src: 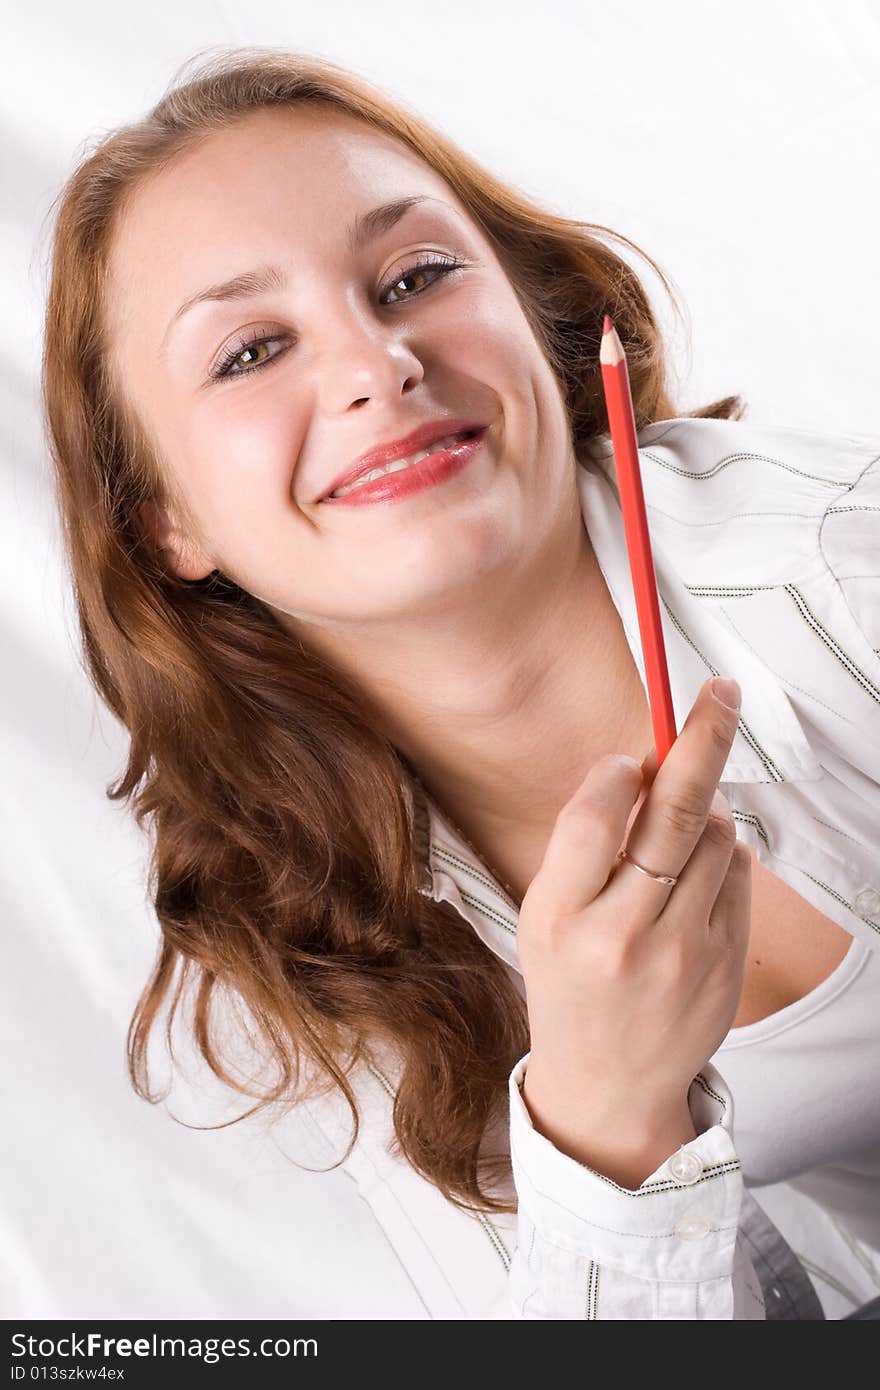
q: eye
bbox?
[211,330,289,381]
[209,253,465,382]
[380,252,464,305]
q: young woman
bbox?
[40,48,880,1319]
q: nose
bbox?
[314,303,426,412]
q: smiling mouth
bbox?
[321,429,482,501]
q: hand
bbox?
[518,676,752,1187]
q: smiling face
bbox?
[106,105,580,634]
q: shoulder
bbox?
[635,413,880,473]
[589,413,880,590]
[632,413,880,503]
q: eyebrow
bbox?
[160,194,441,353]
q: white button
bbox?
[852,886,880,917]
[667,1150,704,1185]
[673,1215,711,1241]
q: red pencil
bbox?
[599,314,677,766]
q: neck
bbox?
[408,535,653,905]
[278,494,654,910]
[392,525,653,906]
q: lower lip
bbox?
[320,428,487,507]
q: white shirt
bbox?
[293,414,880,1319]
[716,932,880,1247]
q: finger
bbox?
[658,790,740,932]
[640,744,659,788]
[614,677,741,911]
[623,745,656,839]
[709,839,753,955]
[533,754,644,917]
[607,786,732,917]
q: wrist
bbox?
[520,1064,698,1190]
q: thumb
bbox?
[530,754,643,917]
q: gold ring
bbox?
[616,847,678,887]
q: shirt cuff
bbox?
[508,1051,744,1281]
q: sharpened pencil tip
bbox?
[603,313,613,335]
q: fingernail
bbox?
[712,676,741,712]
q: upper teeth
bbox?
[329,432,473,498]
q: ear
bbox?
[138,499,215,581]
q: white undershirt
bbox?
[712,935,880,1248]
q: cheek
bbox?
[436,274,530,364]
[194,400,304,508]
[217,392,302,464]
[459,294,552,401]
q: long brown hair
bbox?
[39,46,746,1216]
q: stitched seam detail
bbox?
[432,841,517,903]
[585,1260,599,1319]
[518,1205,728,1244]
[433,878,519,936]
[474,1211,512,1272]
[432,846,520,922]
[640,445,853,488]
[800,870,880,937]
[731,808,771,849]
[367,1056,515,1278]
[785,583,880,704]
[519,1141,740,1196]
[690,1071,727,1110]
[816,447,880,568]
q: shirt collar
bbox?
[579,420,822,786]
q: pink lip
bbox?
[319,418,485,501]
[319,427,487,507]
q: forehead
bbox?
[136,106,457,220]
[106,108,470,348]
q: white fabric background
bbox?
[2,0,879,1319]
